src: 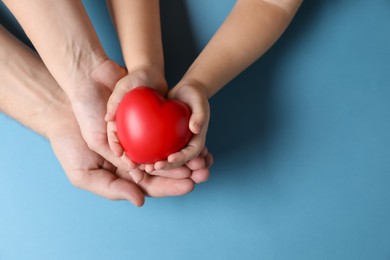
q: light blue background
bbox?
[1,1,390,259]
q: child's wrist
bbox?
[127,64,164,76]
[174,78,210,99]
[127,65,168,95]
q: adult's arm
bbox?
[0,26,211,205]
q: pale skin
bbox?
[1,0,302,198]
[2,0,134,173]
[2,0,213,182]
[0,26,212,206]
[107,0,303,172]
[106,0,167,173]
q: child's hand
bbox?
[104,67,167,165]
[151,81,210,171]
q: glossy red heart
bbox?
[116,86,192,164]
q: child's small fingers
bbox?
[149,166,191,179]
[154,160,168,170]
[153,160,183,171]
[106,97,121,122]
[106,78,133,120]
[169,85,209,134]
[107,122,123,157]
[167,149,192,166]
[145,164,155,174]
[189,114,206,134]
[185,94,209,135]
[121,153,138,170]
[168,136,204,164]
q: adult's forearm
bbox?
[108,0,164,73]
[181,0,302,97]
[2,0,107,96]
[0,26,70,138]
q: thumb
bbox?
[186,93,209,135]
[169,85,209,135]
[189,111,205,135]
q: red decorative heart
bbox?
[116,86,192,164]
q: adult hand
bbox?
[68,59,139,173]
[49,111,212,206]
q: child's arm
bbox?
[106,0,168,170]
[162,0,303,168]
[107,0,164,77]
[179,0,302,97]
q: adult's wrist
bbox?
[37,88,75,140]
[44,99,78,141]
[59,49,108,99]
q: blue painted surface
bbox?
[1,1,390,259]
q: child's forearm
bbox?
[181,0,302,97]
[108,0,164,73]
[2,0,107,97]
[0,27,70,138]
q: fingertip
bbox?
[145,164,154,174]
[167,154,180,163]
[132,197,145,207]
[190,120,202,134]
[191,169,210,184]
[154,161,166,170]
